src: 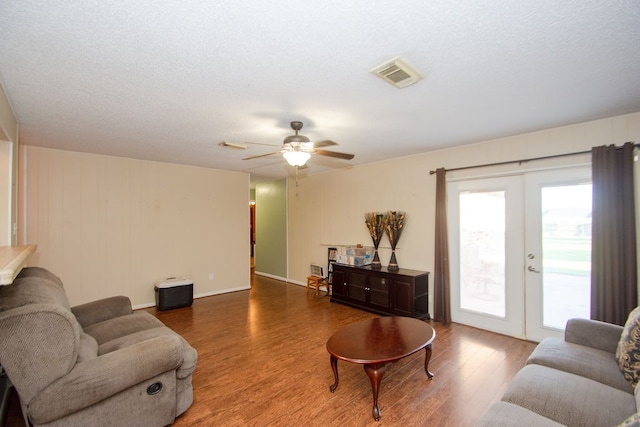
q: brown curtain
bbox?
[433,168,451,324]
[591,142,638,325]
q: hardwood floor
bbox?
[4,274,537,426]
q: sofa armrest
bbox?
[28,334,183,424]
[564,318,623,354]
[71,296,133,328]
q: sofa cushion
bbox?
[527,336,632,393]
[0,276,71,312]
[475,401,565,427]
[77,332,98,362]
[617,306,640,387]
[98,326,197,378]
[83,311,165,344]
[565,318,625,354]
[16,266,64,288]
[71,296,133,328]
[502,364,635,427]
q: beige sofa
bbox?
[0,267,197,426]
[476,316,639,426]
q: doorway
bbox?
[250,201,256,271]
[448,167,592,341]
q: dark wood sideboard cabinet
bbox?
[330,264,430,319]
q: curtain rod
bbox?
[428,142,638,175]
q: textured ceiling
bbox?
[1,1,639,183]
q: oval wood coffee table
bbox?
[326,316,436,421]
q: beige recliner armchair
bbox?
[0,267,197,426]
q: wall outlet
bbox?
[208,273,214,281]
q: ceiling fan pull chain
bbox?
[295,165,300,197]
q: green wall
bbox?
[255,180,287,278]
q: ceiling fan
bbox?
[242,121,355,167]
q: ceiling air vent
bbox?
[371,57,423,88]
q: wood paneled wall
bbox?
[20,147,251,306]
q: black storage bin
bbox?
[154,277,193,311]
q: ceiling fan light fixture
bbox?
[283,150,311,167]
[283,134,310,144]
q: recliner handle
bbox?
[146,382,163,395]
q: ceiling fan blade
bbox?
[243,151,281,160]
[314,149,354,160]
[244,141,282,147]
[313,139,337,148]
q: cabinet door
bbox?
[393,276,414,317]
[331,268,347,298]
[348,271,367,303]
[368,274,390,309]
[414,274,429,318]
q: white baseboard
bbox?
[132,285,252,310]
[194,286,251,298]
[254,271,305,287]
[253,271,286,281]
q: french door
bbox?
[448,167,592,341]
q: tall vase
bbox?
[388,250,399,271]
[371,248,381,269]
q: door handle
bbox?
[527,265,540,273]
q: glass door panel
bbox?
[541,184,592,329]
[449,176,525,338]
[525,169,592,341]
[459,191,506,318]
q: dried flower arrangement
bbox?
[385,211,406,270]
[385,211,406,250]
[364,212,387,249]
[365,212,387,269]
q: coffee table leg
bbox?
[424,344,434,379]
[364,363,386,421]
[329,355,339,392]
